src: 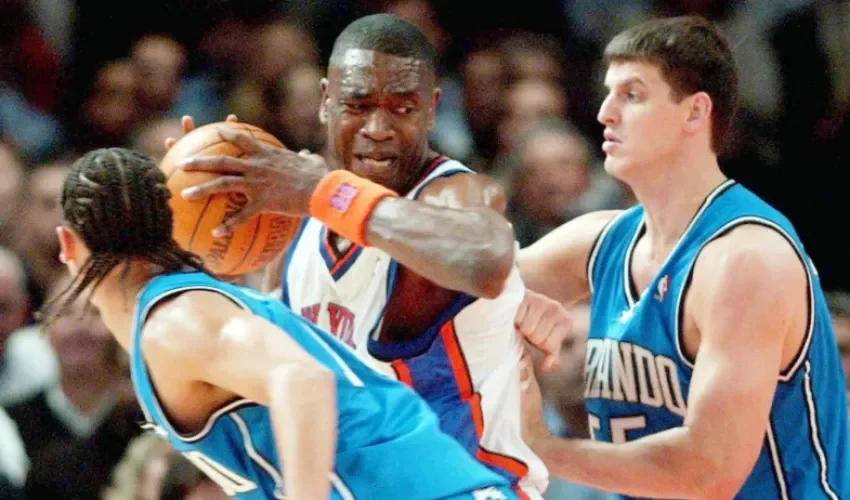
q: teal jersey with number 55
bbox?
[584,180,849,499]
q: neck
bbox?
[627,151,727,258]
[59,373,114,415]
[89,261,161,354]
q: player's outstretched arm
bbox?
[361,172,514,298]
[518,210,621,305]
[142,291,336,500]
[178,126,515,298]
[525,225,807,499]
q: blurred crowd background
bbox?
[0,0,848,499]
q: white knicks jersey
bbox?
[280,156,548,499]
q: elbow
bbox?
[471,222,515,299]
[689,451,750,500]
[268,363,336,404]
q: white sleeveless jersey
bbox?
[281,156,548,499]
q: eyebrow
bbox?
[603,77,647,90]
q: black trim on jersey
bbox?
[765,418,791,500]
[624,223,646,305]
[624,180,737,307]
[586,214,621,296]
[676,267,697,366]
[135,285,260,443]
[675,219,814,380]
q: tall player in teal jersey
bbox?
[518,15,850,500]
[44,147,518,500]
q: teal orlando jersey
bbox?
[129,271,518,500]
[585,180,849,499]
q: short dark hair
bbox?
[41,147,205,322]
[604,15,738,152]
[329,13,436,71]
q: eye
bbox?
[343,101,364,112]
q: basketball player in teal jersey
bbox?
[517,15,850,500]
[44,147,520,500]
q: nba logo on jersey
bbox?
[472,487,508,500]
[654,275,669,302]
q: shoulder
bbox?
[416,170,506,213]
[140,290,247,368]
[691,224,807,319]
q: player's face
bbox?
[321,49,440,194]
[597,60,692,179]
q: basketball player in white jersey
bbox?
[170,14,558,500]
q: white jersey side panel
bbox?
[282,158,548,498]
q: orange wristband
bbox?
[308,170,398,246]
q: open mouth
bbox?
[356,156,396,169]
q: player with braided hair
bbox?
[42,147,206,321]
[47,146,519,500]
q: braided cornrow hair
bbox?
[40,147,206,322]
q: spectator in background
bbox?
[263,63,327,154]
[130,35,188,121]
[0,144,24,250]
[0,246,55,407]
[103,433,176,500]
[507,118,630,247]
[159,454,228,500]
[9,274,141,500]
[0,407,27,496]
[15,157,74,298]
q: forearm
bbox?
[535,429,722,499]
[268,365,337,500]
[365,197,515,298]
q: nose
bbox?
[597,93,619,127]
[361,108,395,142]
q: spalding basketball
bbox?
[158,121,301,277]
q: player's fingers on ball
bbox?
[225,114,239,122]
[215,199,263,237]
[181,115,195,133]
[178,155,250,174]
[164,137,176,150]
[180,176,249,200]
[218,127,263,154]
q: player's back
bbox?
[129,271,517,500]
[586,180,849,499]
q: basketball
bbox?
[158,121,301,277]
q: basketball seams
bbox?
[161,121,294,276]
[221,127,262,276]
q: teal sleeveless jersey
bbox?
[586,180,849,499]
[129,271,517,500]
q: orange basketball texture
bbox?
[158,122,301,277]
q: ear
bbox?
[57,226,74,264]
[319,78,330,125]
[428,86,442,130]
[57,226,87,275]
[683,91,712,134]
